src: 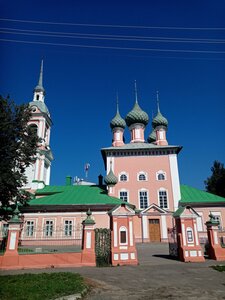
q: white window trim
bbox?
[119,226,128,245]
[138,189,149,210]
[158,188,169,209]
[118,189,129,203]
[42,218,56,238]
[23,219,37,239]
[119,172,129,182]
[186,227,194,244]
[196,212,204,232]
[156,170,167,181]
[62,218,74,239]
[137,171,148,181]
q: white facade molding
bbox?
[169,154,181,210]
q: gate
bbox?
[95,228,111,267]
[0,224,8,254]
[168,227,178,257]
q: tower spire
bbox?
[156,91,160,113]
[116,92,119,114]
[34,59,45,95]
[38,59,44,88]
[134,80,138,103]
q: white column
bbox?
[194,223,199,245]
[142,215,148,239]
[129,220,133,246]
[46,166,51,185]
[114,221,118,247]
[181,223,186,246]
[86,231,91,249]
[39,158,45,181]
[161,215,168,239]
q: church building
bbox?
[1,62,225,247]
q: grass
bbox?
[0,272,87,300]
[211,265,225,272]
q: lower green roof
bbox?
[30,185,123,206]
[180,185,225,205]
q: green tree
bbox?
[0,95,39,218]
[204,160,225,198]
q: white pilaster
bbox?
[114,221,118,247]
[161,215,168,239]
[181,223,186,246]
[142,215,148,239]
[129,220,133,246]
[169,154,181,210]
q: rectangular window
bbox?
[159,191,168,209]
[139,191,148,209]
[26,221,34,237]
[120,231,127,244]
[64,220,73,236]
[45,220,53,237]
[120,191,128,202]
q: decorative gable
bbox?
[109,203,136,216]
[141,203,168,215]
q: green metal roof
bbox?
[29,101,49,114]
[173,206,186,218]
[180,185,225,205]
[30,185,123,206]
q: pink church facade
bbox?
[102,88,182,243]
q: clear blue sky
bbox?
[1,0,225,190]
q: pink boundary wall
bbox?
[0,216,96,270]
[206,219,225,261]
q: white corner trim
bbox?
[169,154,181,211]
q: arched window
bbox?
[119,226,127,244]
[28,124,38,136]
[156,171,166,181]
[158,189,168,209]
[119,172,128,182]
[138,172,147,181]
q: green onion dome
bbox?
[152,110,168,129]
[147,129,156,143]
[110,110,126,129]
[104,168,118,186]
[125,102,149,127]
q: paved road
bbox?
[1,243,225,299]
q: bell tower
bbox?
[25,60,53,190]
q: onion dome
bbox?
[104,166,118,186]
[110,104,126,129]
[147,129,156,143]
[152,110,168,129]
[125,101,149,127]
